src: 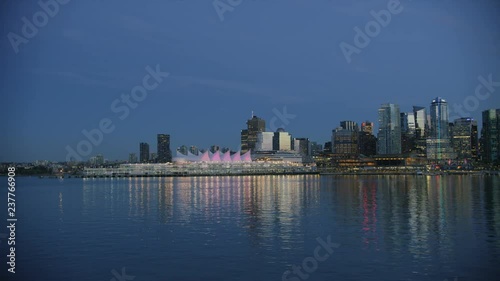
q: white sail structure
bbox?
[173,149,251,163]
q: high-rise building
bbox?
[377,104,402,155]
[340,121,358,131]
[332,121,359,159]
[210,145,220,153]
[359,120,376,157]
[128,153,138,163]
[273,128,292,151]
[451,117,478,160]
[413,106,428,157]
[430,98,450,139]
[256,132,274,151]
[178,145,188,155]
[241,114,266,153]
[89,154,104,166]
[361,121,374,135]
[427,97,455,160]
[150,153,157,163]
[400,112,416,135]
[481,109,500,163]
[413,106,428,139]
[310,142,323,156]
[189,145,199,155]
[140,142,149,163]
[324,141,332,153]
[96,154,104,165]
[294,138,311,156]
[358,134,377,157]
[400,112,417,155]
[157,134,172,163]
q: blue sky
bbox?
[1,0,499,162]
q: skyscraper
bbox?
[340,121,358,131]
[451,117,478,160]
[273,128,292,151]
[310,142,323,156]
[481,109,500,163]
[332,121,359,159]
[400,112,416,135]
[189,145,199,155]
[255,132,274,151]
[430,97,450,139]
[413,106,428,157]
[157,134,172,163]
[178,145,188,155]
[400,112,416,154]
[128,153,138,163]
[324,141,332,153]
[377,104,401,155]
[294,138,311,156]
[241,114,266,153]
[361,121,374,135]
[140,142,149,163]
[427,97,455,160]
[413,106,428,139]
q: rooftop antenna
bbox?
[251,110,254,118]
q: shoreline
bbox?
[25,171,500,178]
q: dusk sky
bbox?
[1,0,499,162]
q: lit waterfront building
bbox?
[140,142,149,163]
[481,109,500,163]
[427,97,455,160]
[450,117,478,160]
[83,160,315,177]
[377,103,402,155]
[84,147,316,177]
[157,134,172,163]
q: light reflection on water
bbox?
[11,175,500,281]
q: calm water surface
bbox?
[2,175,499,281]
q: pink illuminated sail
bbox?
[231,151,241,162]
[211,151,221,162]
[242,150,252,162]
[222,151,232,162]
[200,151,210,162]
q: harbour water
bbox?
[2,175,499,281]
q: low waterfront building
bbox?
[83,161,316,177]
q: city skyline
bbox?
[2,98,498,163]
[1,0,499,162]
